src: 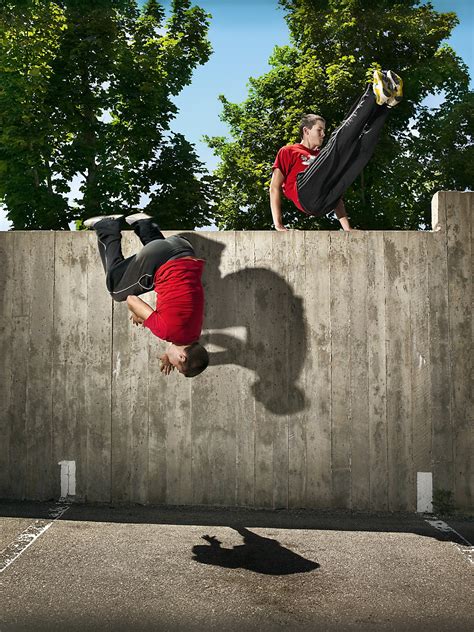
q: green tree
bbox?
[207,0,472,230]
[0,0,212,229]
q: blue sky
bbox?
[168,0,473,172]
[0,0,472,230]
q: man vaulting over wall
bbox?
[270,70,403,231]
[85,213,209,378]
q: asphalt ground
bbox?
[0,501,473,632]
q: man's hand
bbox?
[130,313,144,326]
[160,353,175,376]
[274,223,289,231]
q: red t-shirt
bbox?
[272,144,320,211]
[143,258,205,345]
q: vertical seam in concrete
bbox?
[144,301,150,506]
[85,234,89,502]
[367,234,372,510]
[51,232,57,500]
[329,232,333,504]
[444,193,455,496]
[110,286,114,503]
[348,232,353,511]
[252,233,257,508]
[425,234,432,473]
[407,231,414,510]
[423,233,432,472]
[381,233,388,512]
[146,330,151,505]
[25,233,32,499]
[190,348,193,505]
[303,230,307,506]
[51,233,57,499]
[427,230,434,479]
[286,232,290,509]
[364,234,370,510]
[428,192,439,490]
[383,233,390,511]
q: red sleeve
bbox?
[143,311,167,340]
[272,146,291,177]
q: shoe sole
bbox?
[387,71,403,106]
[84,214,124,228]
[125,213,153,225]
[387,95,403,107]
[388,71,403,96]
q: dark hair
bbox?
[299,113,326,141]
[182,342,209,378]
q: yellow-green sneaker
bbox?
[372,69,392,105]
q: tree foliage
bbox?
[0,0,212,229]
[207,0,472,230]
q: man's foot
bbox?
[125,212,153,226]
[84,214,124,229]
[386,70,403,107]
[372,69,392,105]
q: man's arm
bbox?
[126,295,153,325]
[334,198,353,231]
[127,298,175,375]
[269,168,288,231]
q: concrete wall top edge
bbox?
[1,192,471,236]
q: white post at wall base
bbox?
[58,460,76,499]
[417,472,433,513]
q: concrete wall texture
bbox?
[0,191,472,512]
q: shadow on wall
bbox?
[192,527,320,575]
[181,233,309,416]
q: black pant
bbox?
[297,86,390,216]
[95,218,195,302]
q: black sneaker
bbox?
[84,214,124,229]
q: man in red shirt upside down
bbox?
[85,213,208,377]
[270,69,403,231]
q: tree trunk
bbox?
[81,71,100,217]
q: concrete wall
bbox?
[0,191,472,511]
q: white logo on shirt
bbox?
[301,154,317,166]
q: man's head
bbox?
[299,113,326,149]
[166,341,209,377]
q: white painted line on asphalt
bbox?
[425,518,474,565]
[0,502,70,574]
[455,545,474,565]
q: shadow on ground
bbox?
[192,527,320,575]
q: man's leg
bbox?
[297,86,378,192]
[110,232,196,302]
[128,214,166,245]
[318,106,390,213]
[93,217,137,294]
[88,213,196,302]
[297,85,389,217]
